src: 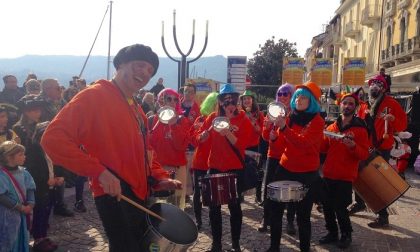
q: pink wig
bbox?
[157,88,183,114]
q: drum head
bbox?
[269,180,303,188]
[158,106,175,124]
[213,117,230,132]
[149,203,198,245]
[267,102,286,121]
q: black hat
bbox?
[113,44,159,76]
[16,95,46,111]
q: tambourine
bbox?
[157,106,176,124]
[212,117,230,132]
[267,102,286,121]
[323,130,345,139]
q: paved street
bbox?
[42,169,420,252]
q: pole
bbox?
[107,1,113,79]
[377,0,385,71]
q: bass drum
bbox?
[141,203,198,252]
[353,154,410,213]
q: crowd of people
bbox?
[0,43,409,252]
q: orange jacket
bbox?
[245,110,264,148]
[200,111,254,172]
[367,95,407,150]
[41,80,168,200]
[262,120,285,159]
[279,113,324,173]
[149,115,191,166]
[190,115,210,171]
[321,117,370,182]
[183,101,201,127]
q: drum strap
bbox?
[225,137,245,168]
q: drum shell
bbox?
[141,203,198,252]
[200,173,238,206]
[267,181,307,202]
[185,151,194,195]
[353,155,410,213]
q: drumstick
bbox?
[120,195,166,221]
[383,107,389,139]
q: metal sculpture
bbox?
[161,10,208,90]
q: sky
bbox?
[0,0,340,60]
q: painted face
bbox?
[121,60,155,95]
[369,81,383,98]
[295,95,309,111]
[340,97,357,116]
[220,94,238,118]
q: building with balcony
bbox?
[380,0,420,91]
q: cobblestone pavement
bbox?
[42,169,420,252]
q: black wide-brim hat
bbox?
[16,95,46,112]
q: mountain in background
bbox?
[0,55,229,90]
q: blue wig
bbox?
[290,88,321,113]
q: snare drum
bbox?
[141,203,198,252]
[200,173,238,206]
[267,180,307,202]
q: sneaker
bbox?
[337,232,352,249]
[367,218,389,228]
[286,222,296,235]
[53,206,74,217]
[74,200,87,213]
[319,232,338,244]
[348,203,366,215]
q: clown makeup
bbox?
[221,94,238,107]
[369,83,382,99]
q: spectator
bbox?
[0,75,25,106]
[25,79,42,95]
[150,77,165,97]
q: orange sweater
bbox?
[246,111,264,147]
[190,115,210,171]
[149,115,190,166]
[279,113,324,172]
[200,111,254,172]
[262,121,285,159]
[41,80,168,200]
[321,117,370,182]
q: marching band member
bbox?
[198,83,253,252]
[260,83,296,234]
[190,92,218,230]
[266,81,324,252]
[349,75,407,228]
[149,88,191,210]
[320,92,369,249]
[239,90,264,202]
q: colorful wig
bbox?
[200,92,219,116]
[290,88,321,114]
[276,83,295,102]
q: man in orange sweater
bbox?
[320,93,370,249]
[349,74,407,228]
[41,44,182,252]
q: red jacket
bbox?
[200,111,254,172]
[366,95,407,150]
[245,110,264,148]
[321,117,370,182]
[41,80,168,200]
[279,113,324,173]
[262,120,285,159]
[183,101,201,126]
[190,115,210,171]
[149,115,191,166]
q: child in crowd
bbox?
[26,122,61,252]
[0,141,36,252]
[0,105,20,144]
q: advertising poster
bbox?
[282,57,305,85]
[342,57,366,86]
[227,56,247,93]
[311,58,332,86]
[185,78,218,105]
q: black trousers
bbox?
[208,168,243,245]
[269,166,320,252]
[354,149,391,220]
[94,183,147,252]
[322,178,353,234]
[193,169,207,221]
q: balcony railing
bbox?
[397,0,411,9]
[344,21,360,38]
[385,1,396,17]
[381,36,420,64]
[361,4,382,26]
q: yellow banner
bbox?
[342,57,366,86]
[185,78,218,105]
[311,58,332,86]
[282,57,305,85]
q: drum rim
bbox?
[267,102,286,119]
[203,173,237,179]
[157,106,176,124]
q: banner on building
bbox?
[186,78,218,105]
[342,57,366,86]
[227,56,247,93]
[310,58,332,86]
[282,57,305,85]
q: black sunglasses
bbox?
[277,92,289,97]
[165,96,179,103]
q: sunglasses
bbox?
[165,96,179,103]
[277,92,289,97]
[370,80,384,88]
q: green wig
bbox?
[200,92,219,116]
